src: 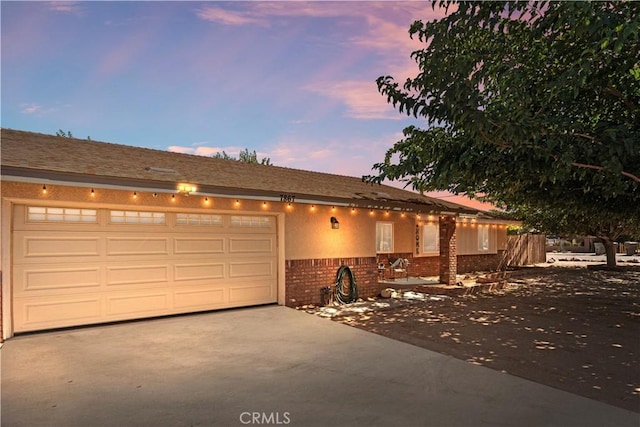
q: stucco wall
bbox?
[284,205,382,260]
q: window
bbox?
[230,216,271,228]
[478,226,490,251]
[176,213,222,226]
[110,210,165,224]
[28,206,97,223]
[376,222,394,253]
[422,223,439,253]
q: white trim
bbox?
[277,213,285,306]
[2,198,14,339]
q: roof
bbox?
[1,128,477,214]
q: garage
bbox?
[12,204,278,332]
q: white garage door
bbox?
[12,205,278,332]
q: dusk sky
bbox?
[3,1,485,207]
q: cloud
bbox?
[168,144,269,159]
[21,103,43,114]
[195,6,265,26]
[305,80,403,120]
[195,2,355,26]
[48,1,82,14]
[168,145,224,157]
[267,132,404,177]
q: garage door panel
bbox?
[229,260,275,278]
[174,262,225,281]
[229,237,274,253]
[16,234,101,258]
[229,282,274,303]
[106,292,170,316]
[106,265,170,286]
[174,287,226,309]
[15,266,101,293]
[174,237,225,254]
[106,237,169,256]
[14,297,102,331]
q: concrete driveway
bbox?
[1,306,637,427]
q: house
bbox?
[0,128,513,340]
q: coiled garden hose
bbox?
[334,265,358,304]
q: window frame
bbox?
[478,225,490,251]
[109,210,166,225]
[27,206,98,223]
[176,213,223,226]
[375,221,394,253]
[421,222,440,254]
[230,215,271,228]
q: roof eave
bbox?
[2,166,479,215]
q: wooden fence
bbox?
[500,234,546,269]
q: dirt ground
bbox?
[304,266,640,413]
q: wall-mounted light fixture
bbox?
[330,216,340,229]
[178,183,197,196]
[42,184,47,194]
[90,188,95,197]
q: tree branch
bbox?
[603,87,637,112]
[571,162,640,183]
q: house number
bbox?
[280,194,296,203]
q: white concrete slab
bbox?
[1,306,638,426]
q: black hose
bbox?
[334,265,358,304]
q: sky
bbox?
[1,1,490,209]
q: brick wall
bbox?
[439,216,458,285]
[376,253,439,278]
[377,251,502,279]
[458,252,504,273]
[285,257,380,307]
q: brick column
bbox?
[439,215,457,285]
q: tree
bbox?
[55,129,91,140]
[212,148,272,165]
[56,129,73,138]
[367,1,640,266]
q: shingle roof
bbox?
[1,128,476,214]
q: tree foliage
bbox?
[212,148,272,165]
[368,1,640,265]
[55,129,91,140]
